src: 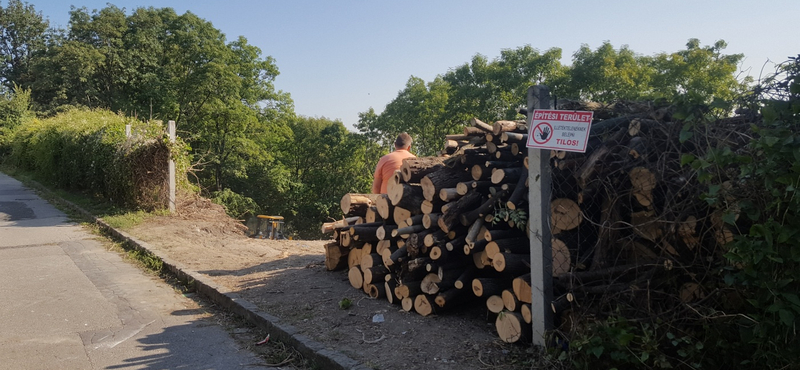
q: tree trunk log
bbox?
[472,277,507,297]
[502,289,520,312]
[512,273,532,304]
[400,157,446,183]
[421,167,471,202]
[492,253,529,276]
[324,242,349,271]
[496,311,530,343]
[389,183,425,212]
[340,193,381,217]
[348,266,363,289]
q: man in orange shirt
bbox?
[372,132,415,194]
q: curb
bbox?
[27,182,370,370]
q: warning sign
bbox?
[526,109,594,152]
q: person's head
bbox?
[394,132,412,150]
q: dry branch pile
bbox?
[547,100,752,338]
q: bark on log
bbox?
[454,265,479,290]
[389,183,425,212]
[472,277,507,297]
[506,168,529,210]
[485,237,530,259]
[439,191,482,233]
[434,288,472,308]
[492,253,530,276]
[492,120,522,135]
[421,167,471,202]
[401,157,446,183]
[340,193,380,217]
[367,283,386,299]
[363,265,389,285]
[471,117,494,132]
[376,225,397,240]
[439,188,461,202]
[423,213,441,229]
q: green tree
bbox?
[279,116,375,238]
[0,0,48,89]
[0,85,31,154]
[558,42,654,102]
[649,39,747,104]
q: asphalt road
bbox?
[0,172,269,370]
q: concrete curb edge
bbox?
[24,181,370,370]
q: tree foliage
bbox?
[0,0,48,89]
[359,41,747,153]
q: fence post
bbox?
[125,124,131,138]
[168,120,176,213]
[527,85,553,346]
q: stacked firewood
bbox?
[322,117,535,343]
[322,99,752,344]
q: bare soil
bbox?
[124,195,540,370]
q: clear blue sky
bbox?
[27,0,800,129]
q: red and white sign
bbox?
[526,109,594,152]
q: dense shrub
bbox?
[211,188,261,220]
[9,109,188,210]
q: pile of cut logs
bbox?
[322,99,752,343]
[322,117,535,343]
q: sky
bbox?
[26,0,800,130]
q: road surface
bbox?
[0,172,269,369]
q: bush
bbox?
[211,188,260,220]
[9,109,188,210]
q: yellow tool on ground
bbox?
[250,215,286,240]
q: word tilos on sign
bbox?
[526,109,594,153]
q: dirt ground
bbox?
[124,195,540,370]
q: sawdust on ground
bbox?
[125,194,539,370]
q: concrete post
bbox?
[168,120,176,213]
[526,85,553,346]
